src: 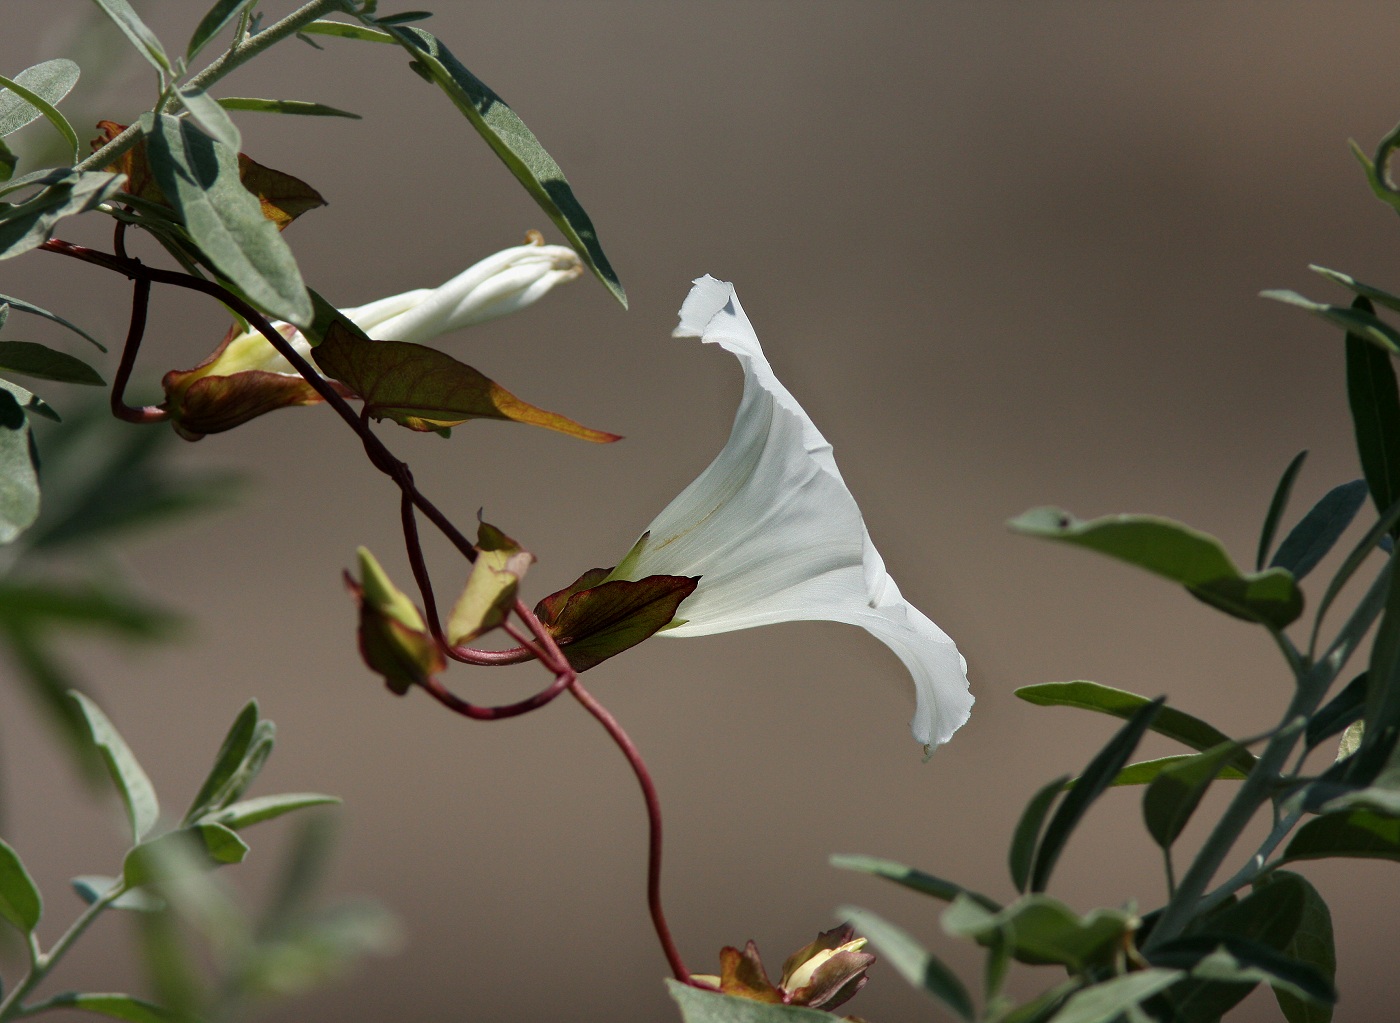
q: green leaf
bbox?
[665,980,838,1023]
[0,292,105,349]
[217,97,361,119]
[300,19,395,43]
[1143,742,1245,850]
[177,86,242,152]
[1312,265,1400,314]
[0,171,125,260]
[1307,673,1367,751]
[533,572,699,672]
[1350,130,1400,214]
[1263,289,1400,354]
[183,700,259,823]
[1009,507,1302,628]
[196,822,249,864]
[1258,450,1308,570]
[829,854,1001,912]
[313,322,621,440]
[1256,871,1336,1023]
[1044,970,1183,1023]
[0,579,181,638]
[0,59,80,139]
[142,113,311,325]
[0,340,104,384]
[836,906,974,1020]
[1270,480,1368,581]
[1345,297,1400,528]
[1146,938,1333,1008]
[1030,699,1161,892]
[71,692,159,843]
[123,825,248,887]
[942,893,1135,973]
[0,836,41,932]
[204,792,339,829]
[0,136,14,181]
[91,0,172,73]
[36,992,171,1023]
[188,0,254,60]
[1359,545,1400,770]
[0,383,40,543]
[1311,508,1400,665]
[1015,682,1258,776]
[1282,807,1400,862]
[0,68,80,163]
[71,875,163,911]
[1009,775,1068,893]
[1108,754,1248,787]
[370,24,626,307]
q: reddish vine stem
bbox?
[42,235,694,986]
[569,678,691,983]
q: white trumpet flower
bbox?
[609,275,973,751]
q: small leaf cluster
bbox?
[0,695,390,1023]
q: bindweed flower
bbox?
[162,231,583,438]
[691,925,875,1012]
[608,275,972,751]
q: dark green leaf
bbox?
[1009,775,1068,893]
[370,24,626,307]
[188,0,254,60]
[1015,681,1258,776]
[0,292,104,349]
[1311,265,1400,315]
[835,906,974,1020]
[0,59,80,139]
[1009,508,1302,628]
[217,97,361,119]
[1256,871,1336,1023]
[373,11,434,25]
[533,573,698,672]
[1270,480,1368,581]
[0,171,125,260]
[177,86,241,152]
[0,68,79,162]
[0,136,14,181]
[71,691,159,843]
[1045,971,1183,1023]
[829,854,1000,911]
[300,19,395,43]
[1146,937,1333,1008]
[665,980,837,1023]
[1282,808,1400,862]
[36,993,170,1023]
[1108,754,1248,787]
[204,792,339,829]
[1143,742,1245,849]
[0,836,41,932]
[942,893,1134,973]
[0,579,180,638]
[3,631,106,782]
[0,340,103,384]
[183,700,259,823]
[0,384,40,543]
[0,167,74,200]
[1360,547,1400,769]
[1345,298,1400,530]
[1030,699,1162,892]
[1264,289,1400,354]
[314,321,621,440]
[1258,450,1308,570]
[91,0,171,72]
[142,113,311,324]
[1307,673,1367,751]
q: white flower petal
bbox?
[613,275,972,750]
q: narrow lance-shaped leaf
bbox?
[1043,969,1185,1023]
[314,321,620,441]
[1009,508,1302,628]
[1310,264,1400,315]
[141,113,312,324]
[1345,296,1400,532]
[1263,289,1400,354]
[0,69,80,162]
[203,792,340,829]
[829,854,1001,912]
[32,993,170,1023]
[0,292,105,349]
[176,86,242,152]
[70,691,160,842]
[0,171,125,260]
[368,23,626,307]
[0,59,80,137]
[0,836,42,933]
[1015,681,1258,776]
[1009,775,1068,894]
[1142,741,1245,850]
[1269,480,1368,581]
[1107,754,1248,788]
[91,0,172,73]
[835,906,974,1021]
[1030,699,1162,892]
[188,0,254,61]
[1257,450,1307,570]
[300,19,395,43]
[0,381,40,543]
[0,340,104,385]
[217,97,362,119]
[183,700,259,823]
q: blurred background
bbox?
[3,3,1400,1020]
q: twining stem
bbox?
[0,884,125,1021]
[109,276,168,424]
[568,679,691,984]
[77,0,352,176]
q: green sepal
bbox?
[533,569,698,671]
[446,520,534,645]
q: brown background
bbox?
[3,3,1400,1020]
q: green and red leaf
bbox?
[533,569,697,671]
